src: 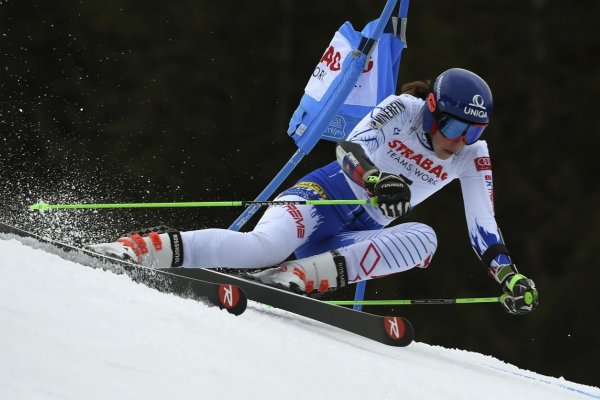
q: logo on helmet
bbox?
[464,94,488,119]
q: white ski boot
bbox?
[88,228,184,269]
[249,251,347,294]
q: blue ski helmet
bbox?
[423,68,493,144]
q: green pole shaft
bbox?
[327,297,501,306]
[29,199,376,211]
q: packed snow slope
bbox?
[1,237,599,400]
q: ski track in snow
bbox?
[1,237,599,400]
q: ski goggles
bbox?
[438,114,487,145]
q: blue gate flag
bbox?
[288,16,404,146]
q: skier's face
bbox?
[431,130,466,160]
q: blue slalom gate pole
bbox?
[229,149,305,231]
[229,0,399,232]
[230,0,410,314]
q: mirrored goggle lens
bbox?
[438,115,487,145]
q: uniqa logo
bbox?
[464,94,488,118]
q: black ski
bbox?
[163,267,414,347]
[0,221,413,345]
[0,222,247,315]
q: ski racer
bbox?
[91,68,539,315]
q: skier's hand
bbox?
[500,272,539,315]
[365,172,411,218]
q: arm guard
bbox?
[335,141,379,188]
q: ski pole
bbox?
[29,199,378,211]
[327,297,501,306]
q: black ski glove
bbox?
[493,265,539,315]
[364,172,411,218]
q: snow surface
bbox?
[1,236,599,400]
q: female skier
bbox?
[91,68,538,315]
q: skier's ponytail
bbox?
[400,80,431,100]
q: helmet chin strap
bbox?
[418,130,434,151]
[425,122,437,149]
[420,106,436,151]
